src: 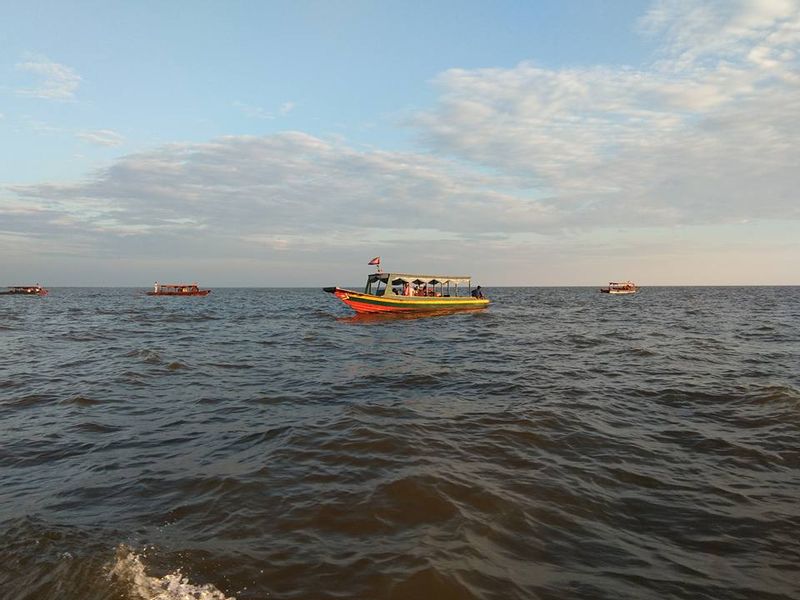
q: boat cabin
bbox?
[600,281,638,294]
[364,273,474,298]
[148,282,211,296]
[156,283,201,293]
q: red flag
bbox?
[368,256,380,265]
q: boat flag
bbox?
[368,256,381,272]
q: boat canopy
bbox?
[367,273,472,285]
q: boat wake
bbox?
[109,546,235,600]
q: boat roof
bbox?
[368,272,472,284]
[159,283,199,287]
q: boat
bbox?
[0,285,48,296]
[324,271,489,314]
[600,281,638,294]
[146,282,210,296]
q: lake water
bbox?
[1,287,798,600]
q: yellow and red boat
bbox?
[324,271,489,314]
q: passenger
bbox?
[471,285,484,299]
[403,283,412,296]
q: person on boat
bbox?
[154,281,159,293]
[471,286,484,299]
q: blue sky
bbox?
[1,0,798,285]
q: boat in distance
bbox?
[147,282,210,296]
[600,281,638,294]
[0,285,48,296]
[324,272,489,314]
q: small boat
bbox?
[324,271,489,314]
[600,281,638,294]
[0,285,48,296]
[147,282,210,296]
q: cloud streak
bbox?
[15,56,81,100]
[76,129,125,147]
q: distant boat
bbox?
[147,282,210,296]
[324,271,489,314]
[0,285,48,296]
[600,281,638,294]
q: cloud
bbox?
[5,132,551,245]
[76,129,125,147]
[234,100,295,120]
[15,56,81,100]
[412,0,800,228]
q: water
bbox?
[1,287,798,600]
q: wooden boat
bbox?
[600,281,638,294]
[324,272,489,314]
[147,282,210,296]
[0,285,48,296]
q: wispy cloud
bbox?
[15,56,81,100]
[76,129,125,147]
[233,100,295,120]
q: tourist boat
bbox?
[324,272,489,314]
[600,281,638,294]
[147,282,210,296]
[0,285,48,296]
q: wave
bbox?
[62,395,102,406]
[109,546,235,600]
[126,349,163,364]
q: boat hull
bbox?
[600,289,637,294]
[0,289,48,296]
[324,287,489,314]
[146,290,210,296]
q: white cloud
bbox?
[15,56,81,100]
[413,0,800,227]
[76,129,125,147]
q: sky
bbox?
[1,0,798,286]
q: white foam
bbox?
[110,545,236,600]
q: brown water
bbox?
[1,287,799,599]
